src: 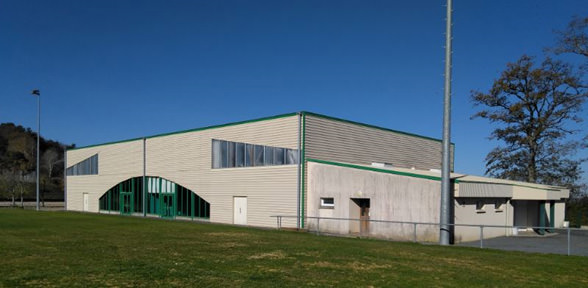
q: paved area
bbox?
[457,229,588,256]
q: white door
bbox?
[83,193,89,212]
[233,196,247,225]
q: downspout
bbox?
[297,112,302,229]
[301,112,306,229]
[143,137,147,217]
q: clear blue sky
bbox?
[1,0,586,181]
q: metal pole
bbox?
[316,217,320,236]
[567,227,571,256]
[480,226,484,248]
[35,91,41,211]
[143,138,146,217]
[297,112,301,229]
[63,145,67,210]
[439,0,453,245]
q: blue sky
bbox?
[1,0,586,181]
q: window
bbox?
[264,146,274,166]
[228,142,236,168]
[495,200,505,212]
[286,149,298,165]
[66,154,98,176]
[320,197,334,208]
[476,200,486,213]
[245,144,254,167]
[220,140,228,168]
[211,139,298,169]
[254,145,264,166]
[235,142,245,167]
[212,140,222,169]
[274,147,285,165]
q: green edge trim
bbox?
[68,111,449,151]
[303,111,452,144]
[307,158,446,182]
[68,112,299,151]
[301,112,306,229]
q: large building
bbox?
[66,112,568,242]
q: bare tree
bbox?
[555,16,588,58]
[471,56,587,196]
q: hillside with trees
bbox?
[0,123,73,206]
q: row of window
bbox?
[66,154,98,176]
[212,139,299,169]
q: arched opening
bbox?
[98,176,210,219]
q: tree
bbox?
[555,16,588,59]
[471,55,587,193]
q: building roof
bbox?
[68,111,446,151]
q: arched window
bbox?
[98,176,209,219]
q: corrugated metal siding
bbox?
[457,182,513,198]
[66,115,300,228]
[304,115,452,171]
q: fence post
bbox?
[316,217,320,236]
[413,223,417,243]
[480,226,484,248]
[567,227,571,256]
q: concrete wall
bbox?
[307,162,441,242]
[67,114,300,228]
[453,198,514,242]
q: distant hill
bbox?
[0,123,73,203]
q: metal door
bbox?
[233,196,247,225]
[83,193,89,212]
[120,192,133,215]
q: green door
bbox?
[160,193,175,218]
[120,192,133,215]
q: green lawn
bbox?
[0,209,586,287]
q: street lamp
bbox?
[32,89,40,211]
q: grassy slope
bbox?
[0,209,586,287]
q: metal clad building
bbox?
[66,111,567,242]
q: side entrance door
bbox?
[120,192,133,215]
[359,199,370,236]
[160,193,175,219]
[83,193,89,212]
[233,196,247,225]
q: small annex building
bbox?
[66,112,568,243]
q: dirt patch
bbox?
[248,250,288,260]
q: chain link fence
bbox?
[272,215,587,256]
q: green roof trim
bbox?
[68,112,299,151]
[68,111,448,151]
[302,111,450,144]
[307,158,446,182]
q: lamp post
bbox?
[32,89,40,211]
[439,0,453,245]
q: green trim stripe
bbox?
[302,111,450,144]
[68,111,446,151]
[307,158,444,182]
[68,112,298,151]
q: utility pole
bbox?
[32,89,41,211]
[440,0,453,245]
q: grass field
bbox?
[1,209,587,287]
